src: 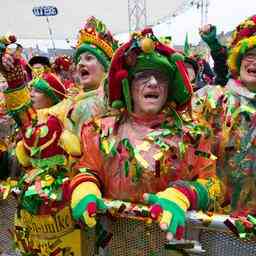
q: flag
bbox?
[184,32,190,56]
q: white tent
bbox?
[1,0,189,41]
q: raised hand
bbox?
[0,51,26,88]
[199,24,213,35]
[199,24,217,45]
[1,52,15,71]
[0,34,17,71]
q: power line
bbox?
[153,0,210,27]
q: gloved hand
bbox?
[71,181,107,228]
[199,24,217,45]
[0,35,16,63]
[143,187,190,241]
[0,35,26,88]
[199,25,224,53]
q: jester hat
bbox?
[108,28,193,111]
[228,15,256,77]
[31,73,66,104]
[74,16,118,71]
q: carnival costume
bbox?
[70,28,222,254]
[60,16,118,135]
[0,33,85,254]
[200,25,229,86]
[45,17,118,136]
[194,15,256,223]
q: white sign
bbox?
[32,6,58,17]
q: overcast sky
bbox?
[1,0,188,39]
[1,0,256,49]
[170,0,256,45]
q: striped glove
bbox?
[71,181,107,228]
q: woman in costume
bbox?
[0,34,84,255]
[70,28,222,254]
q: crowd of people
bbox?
[0,14,256,256]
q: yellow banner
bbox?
[15,207,84,255]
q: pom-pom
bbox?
[87,202,97,217]
[115,70,128,81]
[141,37,155,53]
[150,204,163,220]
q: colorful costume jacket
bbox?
[46,85,106,137]
[76,110,220,205]
[2,80,81,214]
[65,87,106,136]
[193,79,256,215]
[2,66,106,215]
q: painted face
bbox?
[77,52,105,91]
[131,70,169,115]
[31,88,54,109]
[32,63,45,79]
[240,49,256,92]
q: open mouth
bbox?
[247,67,256,75]
[79,68,90,78]
[143,92,160,100]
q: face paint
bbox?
[31,64,45,79]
